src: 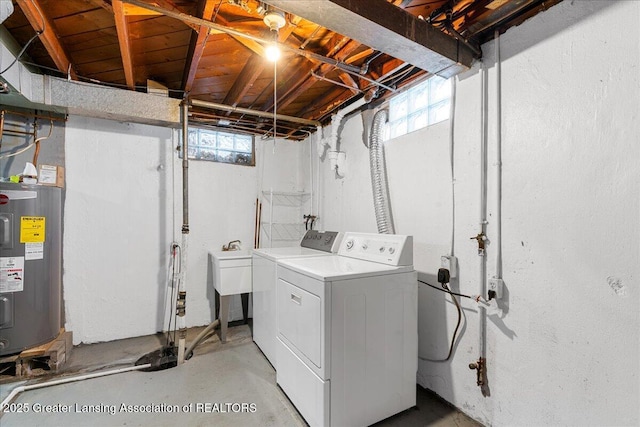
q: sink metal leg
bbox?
[241,293,249,324]
[219,295,231,343]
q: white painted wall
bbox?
[64,117,309,343]
[314,1,639,425]
[64,117,174,344]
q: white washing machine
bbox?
[276,232,417,427]
[252,230,342,367]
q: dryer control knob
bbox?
[389,247,395,254]
[362,244,368,250]
[346,240,354,249]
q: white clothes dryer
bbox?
[276,232,417,427]
[252,230,342,367]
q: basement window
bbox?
[180,127,255,166]
[388,75,451,139]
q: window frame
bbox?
[387,75,451,140]
[179,126,256,166]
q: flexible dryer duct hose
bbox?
[369,109,395,234]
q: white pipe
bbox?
[495,30,503,280]
[319,97,369,175]
[479,62,488,361]
[0,364,151,409]
[309,131,315,219]
[449,78,457,256]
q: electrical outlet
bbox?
[440,255,457,278]
[488,277,504,299]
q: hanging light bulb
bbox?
[265,36,281,62]
[263,10,285,62]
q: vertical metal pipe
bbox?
[0,110,5,149]
[181,102,189,230]
[177,101,190,364]
[495,30,503,280]
[479,61,488,369]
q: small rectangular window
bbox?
[388,75,451,139]
[180,127,255,166]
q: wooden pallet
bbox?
[0,329,72,378]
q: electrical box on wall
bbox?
[441,255,457,278]
[488,277,504,299]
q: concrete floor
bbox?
[0,322,481,427]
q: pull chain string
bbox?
[272,29,278,154]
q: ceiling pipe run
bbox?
[189,99,321,127]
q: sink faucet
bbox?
[222,240,241,251]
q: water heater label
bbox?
[20,216,46,243]
[0,256,25,293]
[25,242,44,261]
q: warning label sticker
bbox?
[0,256,25,293]
[25,242,44,261]
[20,216,46,243]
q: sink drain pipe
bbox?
[0,364,151,409]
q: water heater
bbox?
[0,182,62,356]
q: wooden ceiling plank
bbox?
[113,0,136,89]
[122,4,162,15]
[336,71,360,93]
[15,0,78,79]
[222,55,265,107]
[86,0,114,14]
[222,15,300,108]
[183,0,217,93]
[267,36,361,113]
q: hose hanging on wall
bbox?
[369,109,395,234]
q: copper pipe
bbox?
[32,119,39,167]
[0,111,4,149]
[0,109,66,122]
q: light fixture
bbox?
[263,10,285,62]
[263,10,286,32]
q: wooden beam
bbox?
[182,0,217,93]
[222,55,265,107]
[336,71,360,93]
[216,15,265,56]
[87,0,114,13]
[15,0,78,79]
[112,0,135,89]
[126,0,200,30]
[222,16,300,108]
[266,37,361,113]
[122,4,162,15]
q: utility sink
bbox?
[210,250,253,342]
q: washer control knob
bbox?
[379,247,385,253]
[389,247,396,254]
[346,240,354,249]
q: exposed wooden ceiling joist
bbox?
[265,36,363,113]
[224,15,300,108]
[3,0,563,139]
[182,0,217,93]
[15,0,78,80]
[112,0,135,89]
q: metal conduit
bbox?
[189,99,321,127]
